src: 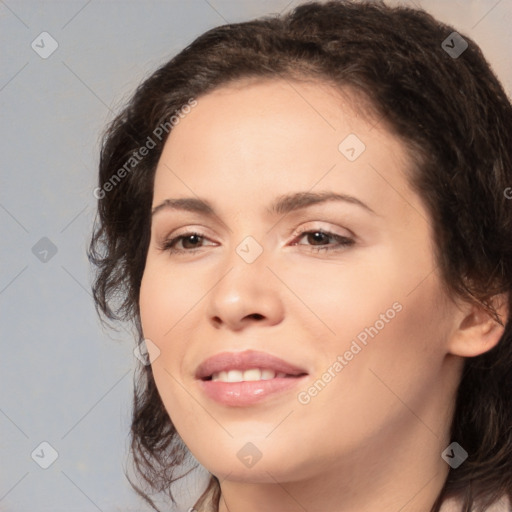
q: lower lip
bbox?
[198,376,307,406]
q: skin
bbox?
[139,78,506,512]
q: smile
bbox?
[210,368,288,382]
[196,350,309,406]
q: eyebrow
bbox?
[151,191,377,217]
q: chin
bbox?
[191,439,313,485]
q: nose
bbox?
[206,249,285,331]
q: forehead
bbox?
[152,78,427,223]
[165,78,375,161]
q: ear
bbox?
[448,293,509,358]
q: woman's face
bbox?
[139,79,464,486]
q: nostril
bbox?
[248,313,264,320]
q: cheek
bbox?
[139,264,186,395]
[292,244,449,411]
[139,261,212,389]
[368,277,451,381]
[320,274,451,425]
[139,267,198,423]
[273,246,411,344]
[139,261,200,345]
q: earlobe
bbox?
[448,293,509,358]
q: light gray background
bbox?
[1,1,511,511]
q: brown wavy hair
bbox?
[88,1,512,510]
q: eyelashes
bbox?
[158,228,354,255]
[159,232,212,253]
[291,229,354,252]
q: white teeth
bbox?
[243,368,262,381]
[226,370,244,383]
[210,368,282,382]
[261,369,276,380]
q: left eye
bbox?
[293,230,354,253]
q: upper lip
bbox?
[195,350,309,380]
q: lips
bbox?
[195,350,309,406]
[195,350,308,381]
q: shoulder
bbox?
[440,495,511,512]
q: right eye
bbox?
[159,232,217,254]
